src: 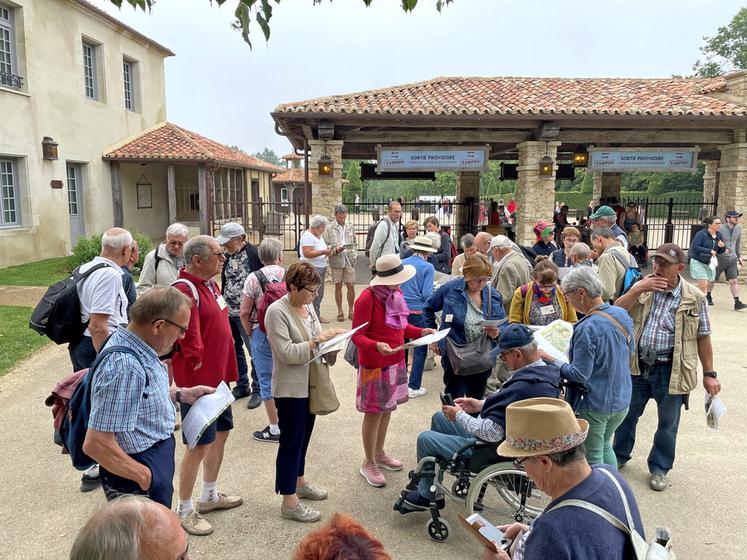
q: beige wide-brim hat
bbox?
[370,254,416,287]
[496,397,589,458]
[409,236,438,253]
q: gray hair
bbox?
[491,235,512,250]
[547,443,587,466]
[460,233,475,250]
[561,265,602,298]
[516,340,538,357]
[425,231,441,250]
[165,222,189,239]
[101,228,133,252]
[593,215,615,227]
[334,204,348,215]
[184,235,215,263]
[569,242,591,261]
[591,227,616,240]
[258,237,283,265]
[129,287,192,325]
[309,215,329,229]
[69,496,149,560]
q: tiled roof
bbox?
[104,123,284,173]
[274,76,747,117]
[272,168,308,184]
[74,0,174,57]
[282,152,303,160]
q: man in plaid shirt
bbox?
[613,243,721,493]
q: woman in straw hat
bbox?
[486,397,643,560]
[351,254,436,488]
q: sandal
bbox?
[336,313,345,322]
[319,317,330,324]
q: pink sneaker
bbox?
[375,452,403,471]
[359,462,386,487]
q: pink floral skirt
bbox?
[356,359,408,414]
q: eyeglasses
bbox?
[302,286,320,295]
[498,348,517,362]
[154,317,189,334]
[468,276,491,284]
[210,251,226,257]
[537,282,556,289]
[513,457,528,469]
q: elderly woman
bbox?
[400,219,419,258]
[352,255,435,488]
[569,242,594,268]
[538,266,633,468]
[264,262,345,522]
[550,226,580,268]
[300,215,343,323]
[688,216,725,296]
[424,254,505,399]
[450,233,476,277]
[509,257,577,326]
[424,216,453,273]
[487,398,644,560]
[240,237,285,443]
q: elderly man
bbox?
[121,239,139,312]
[451,234,476,277]
[613,243,720,492]
[69,496,189,560]
[217,222,263,406]
[590,205,628,248]
[474,231,493,256]
[487,398,643,560]
[490,235,532,314]
[368,201,402,269]
[83,287,213,509]
[172,236,242,536]
[323,204,358,321]
[137,223,189,294]
[398,325,561,512]
[592,228,636,302]
[710,210,747,311]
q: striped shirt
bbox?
[638,281,711,358]
[88,329,175,454]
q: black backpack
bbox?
[60,345,146,470]
[29,263,110,344]
[364,219,392,259]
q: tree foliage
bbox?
[692,7,747,77]
[253,147,283,166]
[110,0,454,48]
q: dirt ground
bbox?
[1,283,745,559]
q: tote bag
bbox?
[445,289,496,376]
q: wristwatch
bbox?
[175,389,182,403]
[703,371,718,379]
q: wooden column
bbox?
[198,164,209,234]
[110,161,123,227]
[167,164,177,225]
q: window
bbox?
[123,59,133,110]
[280,187,289,203]
[0,2,21,89]
[0,158,20,226]
[66,164,79,216]
[82,40,98,100]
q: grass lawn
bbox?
[0,306,50,376]
[0,257,70,286]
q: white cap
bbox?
[489,235,512,250]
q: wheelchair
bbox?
[393,440,550,543]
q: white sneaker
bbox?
[408,387,427,399]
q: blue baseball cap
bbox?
[496,324,535,353]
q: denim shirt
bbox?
[556,303,634,414]
[423,278,505,354]
[400,255,435,312]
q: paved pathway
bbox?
[1,284,745,559]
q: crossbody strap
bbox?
[282,297,311,343]
[92,345,149,387]
[589,309,631,344]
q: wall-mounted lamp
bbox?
[573,144,589,167]
[42,137,59,160]
[318,154,333,176]
[538,142,554,177]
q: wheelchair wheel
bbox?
[465,464,550,524]
[425,518,451,542]
[451,477,470,498]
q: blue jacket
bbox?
[550,249,571,268]
[559,304,633,414]
[688,228,725,264]
[423,278,505,354]
[400,255,435,313]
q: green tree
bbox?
[693,7,747,77]
[344,161,363,203]
[253,147,283,166]
[579,170,593,194]
[111,0,455,48]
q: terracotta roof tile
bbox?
[282,152,303,160]
[274,76,746,117]
[104,123,284,173]
[272,168,308,184]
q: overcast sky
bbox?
[97,0,743,158]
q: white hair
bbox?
[491,235,512,250]
[561,266,602,298]
[309,215,329,229]
[425,231,441,250]
[101,228,133,251]
[165,223,189,238]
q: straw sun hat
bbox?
[496,397,589,458]
[369,254,416,287]
[408,236,438,253]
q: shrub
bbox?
[68,231,153,275]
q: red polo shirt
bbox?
[171,270,237,388]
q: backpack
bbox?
[57,345,146,470]
[153,243,164,275]
[256,270,287,333]
[171,278,200,307]
[29,263,111,344]
[364,219,391,260]
[610,249,642,297]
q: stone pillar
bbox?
[308,140,343,220]
[456,171,480,240]
[198,164,209,234]
[515,141,560,246]
[110,162,123,227]
[167,164,177,224]
[701,160,718,220]
[592,172,603,202]
[601,172,622,200]
[717,143,747,278]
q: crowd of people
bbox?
[62,200,737,559]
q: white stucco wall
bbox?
[0,0,169,267]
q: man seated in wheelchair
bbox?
[399,324,561,511]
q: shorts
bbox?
[250,328,273,401]
[179,402,233,446]
[689,259,715,281]
[716,258,739,281]
[330,266,355,284]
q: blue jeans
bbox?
[313,267,326,319]
[229,316,259,394]
[442,356,491,400]
[416,411,475,498]
[613,363,685,474]
[68,335,97,371]
[407,313,428,390]
[250,328,274,401]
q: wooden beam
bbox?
[167,164,176,224]
[340,130,530,143]
[302,124,314,141]
[198,164,209,235]
[110,162,123,227]
[559,129,733,145]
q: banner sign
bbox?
[588,148,699,173]
[376,146,489,172]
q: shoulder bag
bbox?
[446,288,497,376]
[283,299,340,415]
